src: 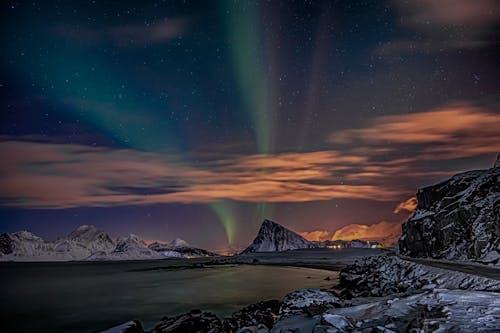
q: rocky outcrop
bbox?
[399,167,500,265]
[223,300,280,332]
[242,220,313,253]
[153,309,224,333]
[494,153,500,168]
[321,289,500,333]
[336,255,500,299]
[101,320,145,333]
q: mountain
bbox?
[169,238,190,247]
[88,234,164,261]
[0,226,116,261]
[148,239,219,258]
[399,166,500,265]
[65,225,115,253]
[0,231,52,260]
[242,219,313,253]
[0,226,217,261]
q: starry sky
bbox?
[1,0,499,251]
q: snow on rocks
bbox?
[152,309,225,333]
[223,300,281,332]
[324,289,500,332]
[279,289,341,319]
[337,255,500,298]
[271,289,341,333]
[100,320,145,333]
[399,167,500,265]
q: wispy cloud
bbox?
[0,140,400,209]
[330,102,500,160]
[393,197,417,214]
[1,102,497,209]
[379,0,500,54]
[57,18,189,46]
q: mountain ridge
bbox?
[0,225,218,261]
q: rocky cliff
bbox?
[399,166,500,265]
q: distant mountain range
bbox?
[0,225,218,262]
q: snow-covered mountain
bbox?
[0,231,53,260]
[148,239,219,258]
[87,234,164,261]
[242,219,313,253]
[65,225,115,253]
[0,226,116,261]
[0,226,218,261]
[399,166,500,265]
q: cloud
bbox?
[0,139,401,209]
[110,19,189,45]
[57,18,189,46]
[331,197,419,246]
[299,230,331,242]
[330,103,500,160]
[379,0,500,54]
[393,197,417,214]
[2,102,496,209]
[331,221,402,246]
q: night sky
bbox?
[1,0,499,251]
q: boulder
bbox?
[223,300,281,332]
[153,309,224,333]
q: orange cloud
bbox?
[0,140,400,208]
[393,197,417,214]
[299,230,331,242]
[330,103,500,160]
[332,221,402,246]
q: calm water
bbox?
[0,260,336,333]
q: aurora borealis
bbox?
[1,1,499,251]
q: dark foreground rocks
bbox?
[223,300,281,332]
[153,309,224,332]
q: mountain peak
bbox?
[169,238,190,247]
[76,225,95,231]
[242,219,312,253]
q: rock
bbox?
[337,255,500,297]
[242,219,313,253]
[279,289,340,319]
[320,314,354,331]
[494,153,500,168]
[321,289,500,332]
[223,300,281,332]
[153,309,224,333]
[100,320,144,333]
[236,324,270,333]
[399,167,500,265]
